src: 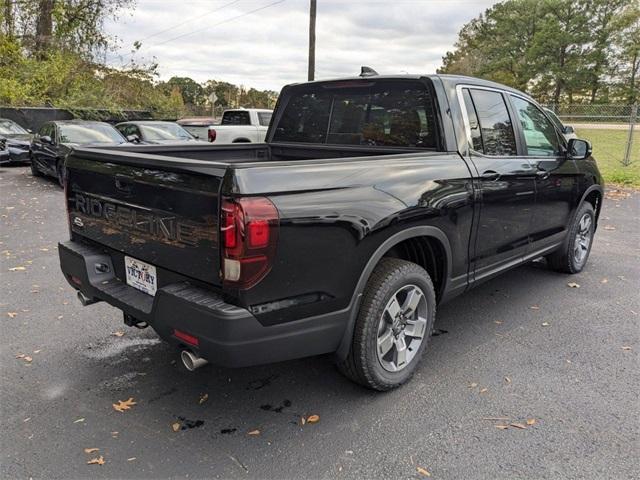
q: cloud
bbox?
[105,0,497,91]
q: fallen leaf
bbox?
[468,382,478,388]
[127,457,136,462]
[23,417,31,422]
[567,282,580,288]
[23,356,32,362]
[306,414,320,424]
[112,397,137,413]
[504,377,511,383]
[622,346,632,351]
[604,225,616,230]
[526,419,536,426]
[530,305,540,310]
[84,448,99,454]
[510,422,527,429]
[111,331,125,337]
[542,322,550,327]
[494,320,503,325]
[479,388,488,394]
[495,425,509,430]
[247,429,260,436]
[33,349,41,354]
[601,278,608,284]
[74,418,85,423]
[171,422,181,432]
[15,353,25,359]
[8,266,26,271]
[300,417,306,425]
[87,456,105,466]
[198,393,209,405]
[482,417,510,420]
[7,312,17,318]
[416,466,431,477]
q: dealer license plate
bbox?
[124,256,157,296]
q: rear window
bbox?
[222,111,251,125]
[272,81,438,148]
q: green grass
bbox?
[576,128,640,187]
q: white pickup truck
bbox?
[207,108,273,143]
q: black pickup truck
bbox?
[58,74,603,390]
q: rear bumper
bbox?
[58,240,346,367]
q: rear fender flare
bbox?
[334,226,452,360]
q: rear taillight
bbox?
[208,128,217,142]
[221,197,279,289]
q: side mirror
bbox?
[126,134,140,143]
[40,135,53,145]
[27,128,33,134]
[567,138,591,160]
[563,125,575,134]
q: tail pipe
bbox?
[181,350,208,371]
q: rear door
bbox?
[507,94,578,252]
[459,86,537,282]
[65,151,224,286]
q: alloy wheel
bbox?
[376,284,428,372]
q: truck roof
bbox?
[284,74,532,100]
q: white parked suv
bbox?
[208,108,273,143]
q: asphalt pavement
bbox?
[1,165,639,479]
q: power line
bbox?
[151,0,286,47]
[110,0,286,62]
[134,0,241,44]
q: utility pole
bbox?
[308,0,316,81]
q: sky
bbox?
[104,0,498,91]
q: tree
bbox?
[438,0,638,104]
[161,76,204,106]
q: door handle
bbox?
[536,170,550,180]
[480,170,500,181]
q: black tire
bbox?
[547,202,595,274]
[336,258,436,391]
[30,156,42,177]
[56,159,66,188]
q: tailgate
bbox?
[65,150,224,286]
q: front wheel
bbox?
[336,258,436,391]
[547,202,595,273]
[30,156,42,177]
[56,159,66,188]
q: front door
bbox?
[508,95,579,253]
[460,87,537,283]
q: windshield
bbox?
[0,119,29,135]
[59,124,125,144]
[544,109,565,131]
[272,80,438,148]
[139,123,193,141]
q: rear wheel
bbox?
[336,258,436,391]
[547,202,595,273]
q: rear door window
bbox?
[257,112,272,126]
[273,80,438,148]
[466,89,517,156]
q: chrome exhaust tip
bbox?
[77,291,99,306]
[181,350,208,371]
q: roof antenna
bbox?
[359,66,378,77]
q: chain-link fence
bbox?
[542,104,638,167]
